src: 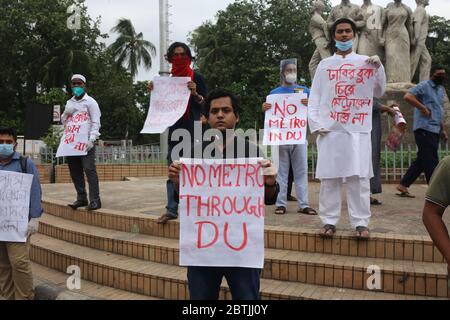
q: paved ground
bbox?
[42,178,450,236]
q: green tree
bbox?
[189,0,331,129]
[109,18,156,79]
[0,0,105,133]
[427,16,450,92]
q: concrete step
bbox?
[42,199,446,263]
[32,263,157,300]
[38,215,449,298]
[30,234,440,300]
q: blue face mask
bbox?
[0,144,14,159]
[72,87,85,97]
[335,40,353,52]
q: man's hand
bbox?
[262,103,272,112]
[420,107,431,118]
[366,55,382,69]
[168,160,182,186]
[317,128,331,136]
[187,81,197,96]
[387,104,400,117]
[64,105,77,115]
[301,98,309,106]
[27,218,39,237]
[147,81,154,92]
[259,159,277,186]
[441,130,448,141]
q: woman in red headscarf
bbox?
[148,42,208,224]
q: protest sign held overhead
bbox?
[141,77,191,134]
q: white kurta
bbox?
[308,52,386,179]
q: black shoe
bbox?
[68,200,88,210]
[156,213,178,224]
[87,200,102,211]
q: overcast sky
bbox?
[84,0,450,82]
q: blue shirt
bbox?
[270,84,310,96]
[0,152,43,219]
[410,80,445,134]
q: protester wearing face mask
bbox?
[148,42,208,224]
[0,126,43,300]
[397,66,448,198]
[308,18,386,239]
[62,74,102,211]
[262,59,317,216]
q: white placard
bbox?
[141,77,191,134]
[263,93,308,145]
[0,171,34,242]
[179,158,265,268]
[56,110,90,157]
[325,61,377,132]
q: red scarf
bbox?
[171,56,194,121]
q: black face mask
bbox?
[433,76,446,85]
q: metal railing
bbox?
[40,141,450,182]
[40,144,166,165]
[308,142,450,181]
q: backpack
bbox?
[19,156,28,173]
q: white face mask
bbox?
[285,73,297,84]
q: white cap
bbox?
[71,74,86,83]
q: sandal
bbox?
[319,224,336,238]
[370,197,382,205]
[396,191,415,198]
[274,206,286,215]
[298,207,318,215]
[355,226,370,240]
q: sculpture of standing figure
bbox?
[327,0,365,51]
[358,0,385,59]
[383,0,413,83]
[410,0,432,82]
[308,0,331,79]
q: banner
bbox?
[179,158,265,268]
[141,77,191,134]
[263,93,308,145]
[0,171,33,242]
[56,110,90,157]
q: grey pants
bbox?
[67,147,100,202]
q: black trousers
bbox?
[400,129,440,187]
[67,147,100,202]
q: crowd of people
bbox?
[0,17,448,301]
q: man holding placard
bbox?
[58,74,102,211]
[262,58,317,216]
[0,126,43,300]
[308,18,386,239]
[169,89,279,300]
[145,42,207,225]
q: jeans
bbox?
[187,266,261,300]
